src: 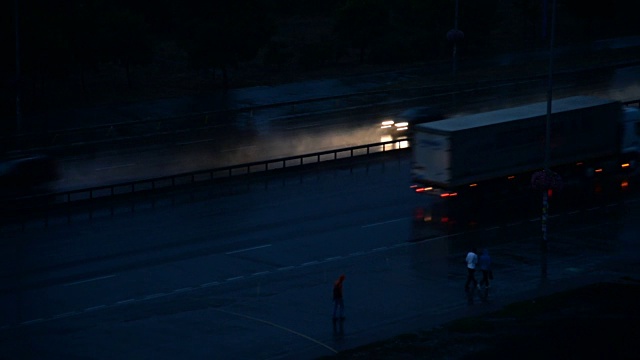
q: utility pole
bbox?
[452,0,459,76]
[541,0,558,281]
[447,0,464,77]
[15,0,22,135]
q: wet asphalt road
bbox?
[1,153,639,359]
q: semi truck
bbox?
[410,96,640,221]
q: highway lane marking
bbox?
[213,308,337,354]
[95,163,135,171]
[143,293,168,300]
[176,138,217,145]
[174,287,194,293]
[8,208,634,330]
[226,244,272,255]
[53,311,79,319]
[9,232,484,329]
[361,218,406,228]
[221,145,257,152]
[64,274,116,286]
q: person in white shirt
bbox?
[465,247,478,292]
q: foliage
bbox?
[333,0,390,63]
[2,0,639,118]
[175,0,275,90]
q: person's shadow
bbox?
[332,317,345,343]
[466,286,476,305]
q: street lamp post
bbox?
[14,0,22,135]
[447,0,464,77]
[534,0,559,281]
[542,0,558,281]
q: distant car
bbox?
[0,155,59,196]
[380,106,445,138]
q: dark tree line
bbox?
[2,0,638,122]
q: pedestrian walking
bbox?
[464,247,478,292]
[478,249,492,288]
[332,274,345,320]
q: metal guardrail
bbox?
[623,99,640,107]
[0,139,410,231]
[55,139,408,202]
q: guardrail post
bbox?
[67,193,72,224]
[110,187,114,216]
[44,202,49,228]
[89,190,94,220]
[151,181,156,208]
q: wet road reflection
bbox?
[52,65,640,191]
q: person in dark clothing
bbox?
[478,249,492,288]
[332,274,345,320]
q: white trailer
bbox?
[411,96,640,194]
